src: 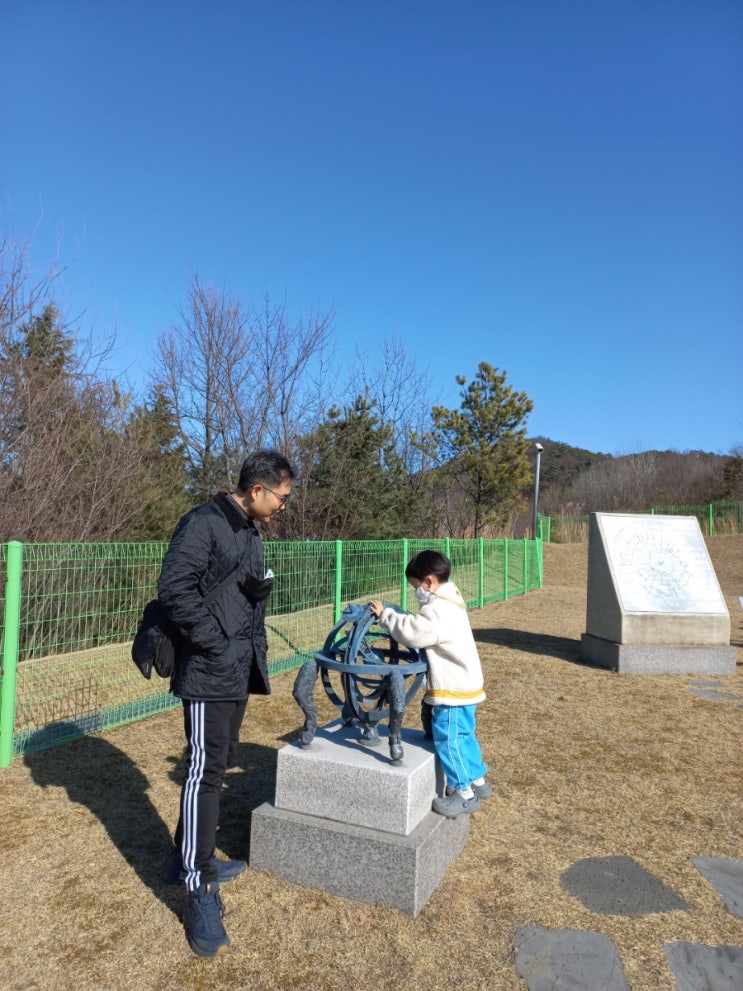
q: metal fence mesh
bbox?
[542,501,743,542]
[1,537,540,761]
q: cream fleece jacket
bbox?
[379,581,486,707]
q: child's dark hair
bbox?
[405,550,451,582]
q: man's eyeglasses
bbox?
[262,485,293,508]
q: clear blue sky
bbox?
[2,1,741,456]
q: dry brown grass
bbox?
[1,538,741,991]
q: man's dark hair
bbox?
[405,550,451,582]
[237,450,296,491]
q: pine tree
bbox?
[430,362,534,536]
[297,395,411,539]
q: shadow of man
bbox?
[24,722,180,918]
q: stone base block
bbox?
[275,720,439,835]
[581,634,736,675]
[249,802,469,917]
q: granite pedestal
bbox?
[580,634,736,675]
[249,719,469,917]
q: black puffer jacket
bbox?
[158,492,271,701]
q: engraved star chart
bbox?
[602,516,727,614]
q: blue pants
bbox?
[431,703,487,793]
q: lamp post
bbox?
[532,443,543,539]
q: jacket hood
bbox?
[432,581,467,609]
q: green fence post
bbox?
[478,537,484,608]
[523,539,528,594]
[333,540,343,623]
[503,540,509,601]
[400,538,409,608]
[708,503,714,537]
[0,541,23,768]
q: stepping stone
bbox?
[513,925,630,991]
[689,688,741,701]
[691,856,743,917]
[663,941,743,991]
[560,855,688,916]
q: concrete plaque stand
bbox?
[249,719,469,917]
[581,513,735,674]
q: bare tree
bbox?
[353,335,436,471]
[156,278,253,498]
[345,335,447,535]
[154,276,335,503]
[0,229,66,342]
[0,301,173,541]
[0,229,192,541]
[722,446,743,500]
[562,448,726,513]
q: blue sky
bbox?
[2,1,741,456]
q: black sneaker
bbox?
[183,882,231,957]
[165,852,247,886]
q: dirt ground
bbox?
[1,537,741,991]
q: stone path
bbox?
[513,855,743,990]
[510,676,743,988]
[514,927,631,991]
[560,855,688,916]
[686,677,743,708]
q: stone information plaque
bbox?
[581,513,734,674]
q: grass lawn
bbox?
[1,537,741,991]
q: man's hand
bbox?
[369,599,384,618]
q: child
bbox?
[369,550,491,818]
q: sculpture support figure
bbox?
[292,603,427,765]
[292,659,319,747]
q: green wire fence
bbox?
[0,536,542,766]
[539,500,743,543]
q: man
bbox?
[158,449,295,957]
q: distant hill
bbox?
[527,437,612,495]
[526,438,734,510]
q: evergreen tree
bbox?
[0,301,188,541]
[8,303,74,380]
[124,386,192,539]
[429,362,534,536]
[297,395,411,540]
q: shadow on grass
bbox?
[24,722,181,918]
[477,627,600,667]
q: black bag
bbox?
[131,569,241,680]
[131,599,179,680]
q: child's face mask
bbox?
[414,586,431,605]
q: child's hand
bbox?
[369,599,384,618]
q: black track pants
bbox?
[174,697,248,891]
